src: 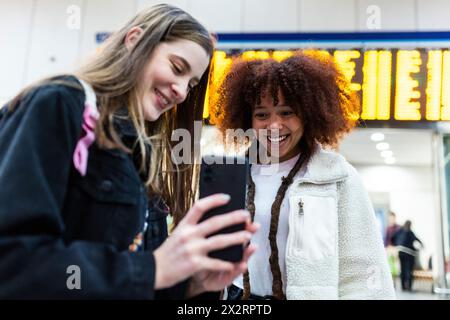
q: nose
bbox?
[170,81,188,103]
[267,115,283,131]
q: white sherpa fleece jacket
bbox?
[284,146,396,299]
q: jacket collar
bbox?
[114,108,139,139]
[298,144,349,185]
[113,108,152,179]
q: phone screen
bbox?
[199,155,249,262]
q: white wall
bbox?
[354,164,438,269]
[25,0,83,85]
[0,0,34,106]
[79,0,136,58]
[2,0,450,105]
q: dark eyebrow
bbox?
[171,54,200,84]
[276,105,293,109]
[254,105,291,110]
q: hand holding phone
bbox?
[199,155,249,262]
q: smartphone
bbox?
[199,155,249,263]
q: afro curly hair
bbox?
[213,51,360,157]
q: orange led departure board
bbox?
[204,49,450,122]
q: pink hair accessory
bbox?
[73,102,99,176]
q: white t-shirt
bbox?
[233,154,304,296]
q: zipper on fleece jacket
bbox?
[295,198,305,250]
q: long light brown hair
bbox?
[9,4,214,224]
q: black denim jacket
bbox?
[0,76,186,299]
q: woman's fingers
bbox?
[196,209,249,237]
[204,230,252,252]
[242,244,258,262]
[167,194,260,287]
[236,244,258,273]
[182,194,231,225]
[220,245,258,280]
[246,220,260,233]
[199,256,235,272]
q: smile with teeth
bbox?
[268,135,289,143]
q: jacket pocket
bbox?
[288,194,337,261]
[77,147,140,205]
[64,147,144,249]
[77,169,139,205]
[290,197,305,251]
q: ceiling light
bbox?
[381,150,393,158]
[385,157,396,165]
[371,133,385,142]
[376,142,390,151]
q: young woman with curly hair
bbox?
[214,52,395,300]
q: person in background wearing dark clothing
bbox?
[385,211,401,247]
[385,212,401,286]
[392,220,424,291]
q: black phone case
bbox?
[199,155,249,262]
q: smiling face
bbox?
[252,91,304,162]
[137,39,210,121]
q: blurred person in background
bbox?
[385,211,401,247]
[392,220,423,291]
[385,211,401,286]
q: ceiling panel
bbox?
[338,128,433,166]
